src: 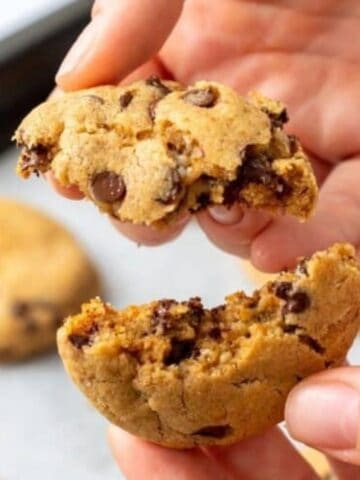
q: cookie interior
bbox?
[15,79,318,225]
[61,243,358,374]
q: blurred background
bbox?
[0,0,92,150]
[1,2,359,479]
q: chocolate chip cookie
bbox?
[58,243,360,448]
[0,198,99,361]
[14,78,318,227]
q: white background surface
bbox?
[0,148,256,479]
[0,0,77,40]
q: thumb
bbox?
[285,367,360,465]
[56,0,184,90]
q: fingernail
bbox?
[56,20,99,79]
[286,383,360,450]
[209,205,244,225]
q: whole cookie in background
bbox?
[0,198,100,362]
[58,244,360,448]
[14,78,318,227]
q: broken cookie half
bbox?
[58,244,360,448]
[15,78,317,227]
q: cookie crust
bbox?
[15,79,318,227]
[58,244,360,448]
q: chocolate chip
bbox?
[12,300,62,331]
[167,142,183,153]
[166,141,186,161]
[156,169,182,205]
[24,321,38,333]
[85,95,105,104]
[196,192,211,209]
[223,146,293,204]
[245,291,260,308]
[183,88,218,108]
[68,334,91,349]
[191,346,201,359]
[282,324,298,334]
[154,299,176,319]
[164,338,195,365]
[68,322,98,350]
[192,425,233,438]
[208,327,221,340]
[211,305,225,322]
[148,100,158,121]
[274,283,311,314]
[12,301,30,318]
[145,76,171,95]
[91,172,126,203]
[86,322,99,336]
[151,300,177,334]
[240,155,273,186]
[273,282,293,300]
[266,108,289,128]
[274,178,292,199]
[284,291,310,314]
[119,91,133,110]
[187,297,204,316]
[288,135,299,155]
[297,258,309,276]
[21,145,51,175]
[298,334,325,354]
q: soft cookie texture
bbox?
[15,78,317,227]
[58,244,360,448]
[0,198,99,361]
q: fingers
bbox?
[196,205,270,259]
[328,458,360,480]
[251,156,360,271]
[45,172,84,200]
[109,425,319,480]
[111,214,189,246]
[56,0,184,90]
[206,427,319,480]
[286,366,360,466]
[108,426,226,480]
[121,58,173,85]
[196,154,330,264]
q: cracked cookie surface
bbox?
[58,244,360,448]
[0,199,99,361]
[15,79,317,227]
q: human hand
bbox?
[106,368,360,479]
[50,0,360,271]
[107,411,360,479]
[51,3,360,476]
